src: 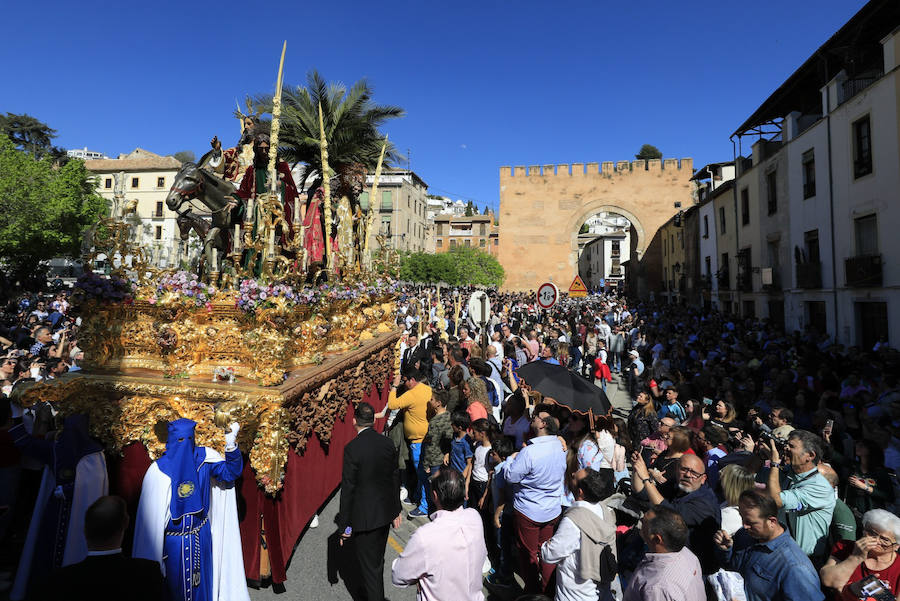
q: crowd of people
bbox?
[2,281,900,601]
[362,286,900,601]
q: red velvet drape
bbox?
[110,373,391,586]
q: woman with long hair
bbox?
[682,399,706,432]
[627,390,659,449]
[462,377,492,423]
[611,417,631,484]
[707,399,738,430]
[501,390,531,448]
[446,364,465,413]
[719,464,756,535]
[563,413,616,502]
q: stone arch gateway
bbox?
[497,158,695,292]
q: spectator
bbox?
[627,391,658,451]
[623,505,706,601]
[502,409,567,594]
[657,383,686,423]
[541,469,618,601]
[762,429,836,560]
[40,496,165,601]
[391,468,488,601]
[770,405,795,440]
[694,424,729,493]
[416,390,453,517]
[819,508,900,600]
[818,462,858,547]
[718,464,756,535]
[845,439,894,515]
[714,490,824,601]
[486,437,516,587]
[501,390,531,449]
[376,367,432,513]
[447,410,474,506]
[631,452,721,574]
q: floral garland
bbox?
[71,271,134,306]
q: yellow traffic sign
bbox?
[568,275,588,297]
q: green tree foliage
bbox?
[399,247,504,287]
[255,71,405,189]
[0,112,58,158]
[579,222,590,234]
[0,137,107,283]
[464,200,475,216]
[173,150,196,164]
[635,144,663,160]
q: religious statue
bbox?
[207,115,258,186]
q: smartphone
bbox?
[702,397,714,406]
[823,419,834,435]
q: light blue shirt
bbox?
[503,434,566,522]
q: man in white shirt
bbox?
[541,470,618,601]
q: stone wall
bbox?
[498,158,695,292]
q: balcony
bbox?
[845,255,882,288]
[796,262,822,289]
[841,75,880,105]
[699,275,712,290]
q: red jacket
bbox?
[593,357,611,381]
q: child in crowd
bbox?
[470,419,493,510]
[486,436,516,587]
[448,410,473,503]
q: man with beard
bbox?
[209,115,258,185]
[234,133,298,251]
[631,452,721,575]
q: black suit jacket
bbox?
[337,427,401,533]
[38,553,166,601]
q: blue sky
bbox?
[4,0,867,213]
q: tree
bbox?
[0,112,59,159]
[173,150,196,164]
[482,205,490,215]
[579,223,590,234]
[0,137,107,284]
[399,246,503,286]
[464,200,475,217]
[635,144,662,161]
[255,70,405,190]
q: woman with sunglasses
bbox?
[820,508,900,600]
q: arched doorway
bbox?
[574,211,636,294]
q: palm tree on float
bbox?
[253,70,405,193]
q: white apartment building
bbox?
[729,4,900,348]
[67,147,108,160]
[86,148,196,268]
[692,163,736,311]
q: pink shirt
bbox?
[392,507,487,601]
[624,547,706,601]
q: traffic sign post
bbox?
[568,275,588,297]
[537,282,559,309]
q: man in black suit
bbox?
[400,334,419,373]
[38,495,165,601]
[338,402,402,601]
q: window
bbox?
[359,192,369,211]
[856,302,888,350]
[719,206,726,234]
[743,300,756,318]
[464,239,471,247]
[670,235,674,253]
[157,176,165,188]
[766,170,777,215]
[703,215,709,238]
[436,223,443,236]
[380,215,391,236]
[105,178,112,189]
[802,150,816,198]
[798,230,822,263]
[853,115,872,178]
[131,177,139,189]
[436,239,442,248]
[450,239,457,248]
[407,196,410,208]
[480,238,486,247]
[381,190,392,210]
[854,214,878,256]
[705,256,711,277]
[720,253,729,288]
[741,188,749,225]
[155,226,162,240]
[156,201,163,217]
[493,238,498,246]
[806,301,827,334]
[480,223,486,236]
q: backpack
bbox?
[480,375,501,407]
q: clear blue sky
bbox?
[4,0,867,213]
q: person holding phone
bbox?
[820,509,900,601]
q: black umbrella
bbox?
[515,360,611,417]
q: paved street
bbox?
[249,376,632,601]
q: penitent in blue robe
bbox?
[156,419,242,601]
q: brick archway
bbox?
[497,159,694,291]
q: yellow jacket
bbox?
[388,382,432,443]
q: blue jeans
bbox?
[417,463,440,514]
[409,442,424,507]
